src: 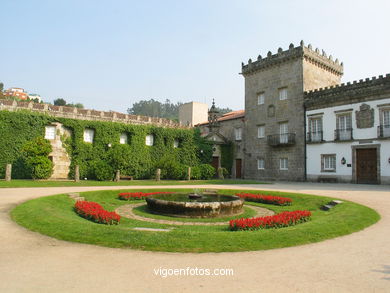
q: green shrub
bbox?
[91,160,114,181]
[199,164,216,179]
[154,156,187,180]
[221,167,229,178]
[21,137,53,179]
[190,166,201,180]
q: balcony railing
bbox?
[378,125,390,138]
[267,133,296,146]
[307,131,323,143]
[334,128,353,141]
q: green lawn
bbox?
[11,188,380,253]
[0,179,267,188]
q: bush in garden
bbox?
[221,167,229,178]
[154,156,188,179]
[198,164,216,179]
[21,137,53,179]
[91,160,114,181]
[190,165,201,180]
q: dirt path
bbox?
[0,183,389,293]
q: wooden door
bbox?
[235,159,242,179]
[212,156,219,172]
[356,148,378,184]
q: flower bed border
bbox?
[236,192,292,206]
[74,201,121,225]
[118,191,174,200]
[229,210,311,231]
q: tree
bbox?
[127,99,182,120]
[215,106,233,115]
[53,98,67,106]
[67,102,84,108]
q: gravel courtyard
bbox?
[0,183,389,293]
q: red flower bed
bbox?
[229,210,311,231]
[74,201,121,225]
[118,191,174,200]
[236,193,292,206]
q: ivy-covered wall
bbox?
[0,110,212,179]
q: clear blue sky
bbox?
[1,0,390,113]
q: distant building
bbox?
[179,102,208,126]
[28,93,42,103]
[4,88,28,100]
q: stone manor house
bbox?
[193,41,390,184]
[1,41,389,184]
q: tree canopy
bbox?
[53,98,84,108]
[127,99,233,120]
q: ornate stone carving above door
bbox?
[355,103,374,129]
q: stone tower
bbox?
[241,41,343,181]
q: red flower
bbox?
[118,191,174,200]
[74,201,121,225]
[235,193,292,206]
[229,210,311,231]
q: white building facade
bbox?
[305,75,390,184]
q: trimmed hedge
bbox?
[0,110,213,179]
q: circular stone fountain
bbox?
[145,192,244,218]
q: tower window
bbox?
[257,93,265,105]
[279,87,288,100]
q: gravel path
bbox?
[115,203,274,226]
[0,183,389,293]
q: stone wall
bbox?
[0,99,186,129]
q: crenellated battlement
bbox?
[241,40,343,76]
[0,99,187,128]
[304,73,390,109]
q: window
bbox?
[235,128,242,140]
[381,109,390,137]
[280,158,288,170]
[44,126,56,140]
[257,125,265,138]
[119,133,128,144]
[145,134,154,146]
[322,154,336,172]
[173,139,179,148]
[257,93,265,105]
[279,122,288,143]
[308,117,323,142]
[336,113,352,140]
[83,129,94,143]
[257,159,265,170]
[279,88,288,100]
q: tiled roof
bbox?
[197,110,245,126]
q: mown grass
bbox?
[0,179,266,188]
[11,188,380,253]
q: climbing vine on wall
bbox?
[0,110,212,179]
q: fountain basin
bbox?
[145,193,244,218]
